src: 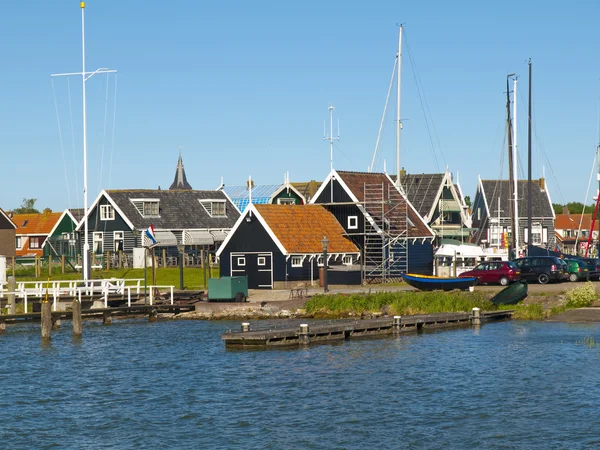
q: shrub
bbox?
[565,282,597,308]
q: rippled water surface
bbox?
[2,319,600,449]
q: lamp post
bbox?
[177,243,185,290]
[321,236,329,293]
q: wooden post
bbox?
[11,256,15,277]
[77,254,82,270]
[200,248,205,269]
[118,250,123,269]
[35,257,39,278]
[393,315,402,333]
[61,255,65,274]
[472,307,481,326]
[183,251,186,268]
[41,299,52,340]
[72,299,82,336]
[298,323,310,344]
[162,249,167,268]
[149,308,158,322]
[7,276,15,315]
[92,253,96,270]
[103,311,112,325]
[106,251,111,270]
[48,255,52,277]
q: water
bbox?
[1,319,600,449]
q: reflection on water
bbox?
[1,319,599,448]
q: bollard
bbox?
[241,322,250,332]
[298,323,310,345]
[103,311,113,325]
[393,315,402,333]
[72,299,82,336]
[7,276,15,315]
[472,307,481,326]
[41,299,52,340]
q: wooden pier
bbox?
[221,309,514,348]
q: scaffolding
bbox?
[363,182,409,282]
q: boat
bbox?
[489,280,528,305]
[434,239,509,276]
[401,273,479,291]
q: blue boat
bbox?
[401,273,479,291]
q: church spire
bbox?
[169,151,193,190]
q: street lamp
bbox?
[321,236,329,293]
[177,243,185,290]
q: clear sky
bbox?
[1,0,600,212]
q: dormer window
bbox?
[200,200,226,217]
[131,199,160,218]
[100,205,115,221]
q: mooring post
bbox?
[472,307,481,326]
[241,322,250,332]
[41,299,52,340]
[103,311,112,326]
[149,308,158,322]
[393,315,402,333]
[298,323,310,344]
[72,299,82,336]
[7,276,15,315]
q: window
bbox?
[93,232,103,253]
[114,231,124,252]
[29,237,41,249]
[291,256,303,267]
[100,204,115,220]
[477,208,481,221]
[15,236,22,249]
[200,200,227,217]
[257,257,266,266]
[348,216,358,230]
[143,201,159,217]
[343,255,353,265]
[490,225,501,246]
[317,256,324,267]
[442,211,452,222]
[277,198,295,205]
[237,257,246,267]
[531,223,542,245]
[131,199,160,218]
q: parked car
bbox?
[580,258,600,280]
[512,256,567,284]
[459,261,521,286]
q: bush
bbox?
[565,282,597,308]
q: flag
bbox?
[145,224,157,246]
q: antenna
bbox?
[324,104,340,203]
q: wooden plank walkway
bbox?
[222,310,514,348]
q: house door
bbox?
[231,252,273,289]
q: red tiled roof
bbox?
[255,204,359,254]
[13,212,63,235]
[336,171,434,238]
[555,214,600,231]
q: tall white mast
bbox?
[396,25,403,191]
[51,2,117,280]
[324,105,339,202]
[512,77,519,253]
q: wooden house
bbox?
[310,170,436,278]
[554,213,600,256]
[219,179,306,213]
[470,177,555,256]
[79,189,239,261]
[42,208,84,259]
[0,208,17,258]
[12,211,63,258]
[216,204,360,289]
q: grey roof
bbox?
[391,173,445,217]
[68,208,85,222]
[106,190,239,229]
[169,155,193,190]
[480,180,553,218]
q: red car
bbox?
[459,261,521,286]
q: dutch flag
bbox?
[145,224,157,246]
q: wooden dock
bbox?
[221,309,513,348]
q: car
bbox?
[565,259,591,282]
[512,256,567,284]
[580,258,600,280]
[459,261,521,286]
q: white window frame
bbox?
[348,216,358,230]
[277,198,295,205]
[93,232,104,253]
[143,201,160,217]
[100,204,115,221]
[317,256,324,267]
[532,223,542,245]
[490,224,501,246]
[237,257,246,267]
[29,236,41,249]
[343,255,353,265]
[291,256,303,267]
[15,236,22,249]
[477,207,481,221]
[114,231,124,251]
[257,256,266,266]
[200,200,227,218]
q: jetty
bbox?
[221,309,513,348]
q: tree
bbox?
[13,198,40,214]
[553,202,596,215]
[464,195,471,208]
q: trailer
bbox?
[208,276,248,302]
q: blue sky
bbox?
[1,0,600,212]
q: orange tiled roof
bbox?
[255,204,359,254]
[555,213,600,231]
[12,212,63,235]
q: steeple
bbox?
[169,151,193,190]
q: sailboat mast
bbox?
[396,25,403,191]
[512,77,519,254]
[81,1,90,281]
[506,75,516,259]
[527,59,532,256]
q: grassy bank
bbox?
[305,290,566,321]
